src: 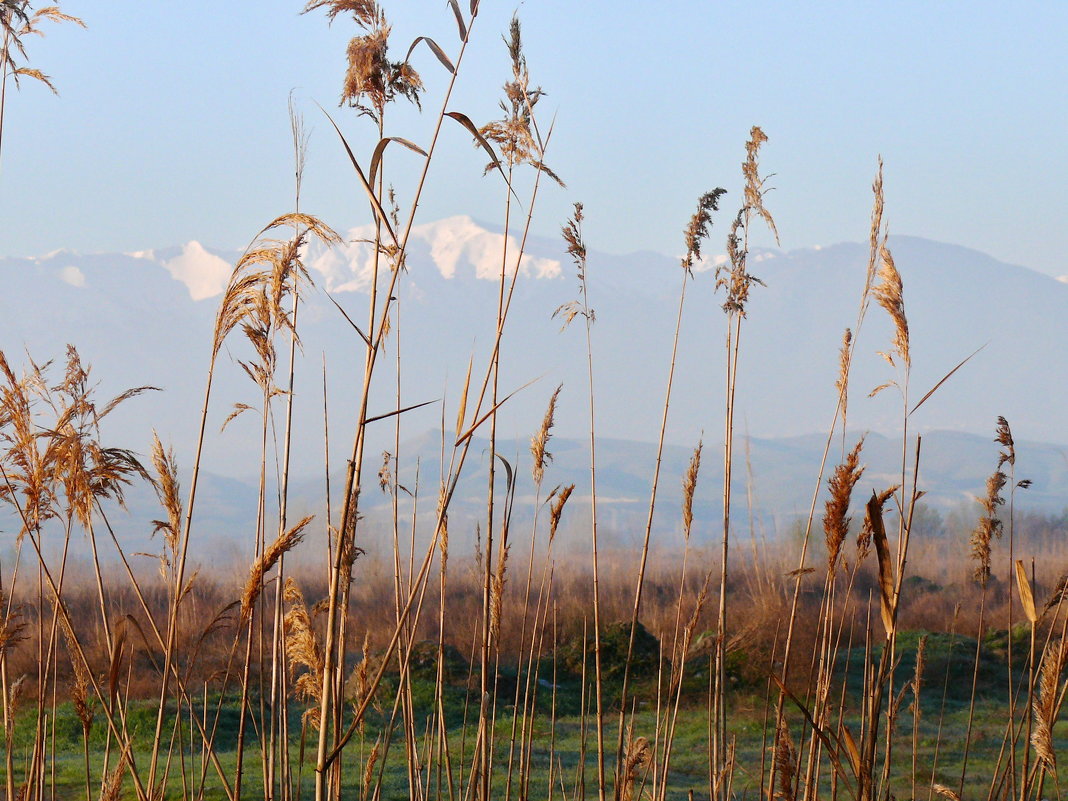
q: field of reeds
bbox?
[1,1,1066,800]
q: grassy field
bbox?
[2,625,1057,800]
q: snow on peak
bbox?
[39,248,75,261]
[1057,275,1068,285]
[413,216,562,280]
[163,242,231,301]
[304,215,562,292]
[59,266,86,287]
[691,253,728,274]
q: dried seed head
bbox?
[100,755,128,801]
[716,126,776,316]
[681,440,703,540]
[149,433,183,564]
[548,483,575,543]
[872,245,910,369]
[932,785,961,801]
[241,515,314,622]
[284,578,326,728]
[864,159,886,305]
[489,544,510,643]
[479,14,558,184]
[823,437,865,574]
[620,733,651,801]
[970,469,1006,586]
[774,715,797,801]
[681,189,727,274]
[378,450,393,493]
[1031,638,1068,768]
[531,385,561,486]
[303,1,422,117]
[555,204,593,329]
[857,485,897,560]
[995,415,1015,468]
[363,738,381,795]
[835,328,852,401]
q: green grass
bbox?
[4,626,1059,800]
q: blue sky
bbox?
[2,1,1066,276]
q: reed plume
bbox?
[995,414,1015,468]
[547,483,574,542]
[682,189,727,273]
[284,578,326,728]
[620,733,650,801]
[773,716,797,801]
[872,245,910,370]
[531,384,561,486]
[241,515,315,622]
[823,437,864,574]
[717,126,776,315]
[0,2,85,170]
[969,470,1006,585]
[149,433,183,579]
[480,15,560,183]
[682,440,703,540]
[1031,638,1066,769]
[302,0,422,119]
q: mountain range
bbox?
[2,216,1066,551]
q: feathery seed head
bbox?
[872,245,910,369]
[995,415,1015,468]
[774,716,797,801]
[716,127,775,316]
[823,437,865,574]
[857,484,897,560]
[682,440,703,540]
[970,467,1006,586]
[548,483,574,543]
[304,1,421,118]
[241,515,314,622]
[531,385,561,486]
[681,189,727,274]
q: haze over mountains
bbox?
[2,216,1066,548]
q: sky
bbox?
[2,1,1067,277]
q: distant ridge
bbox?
[3,219,1066,486]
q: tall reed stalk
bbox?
[713,126,777,798]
